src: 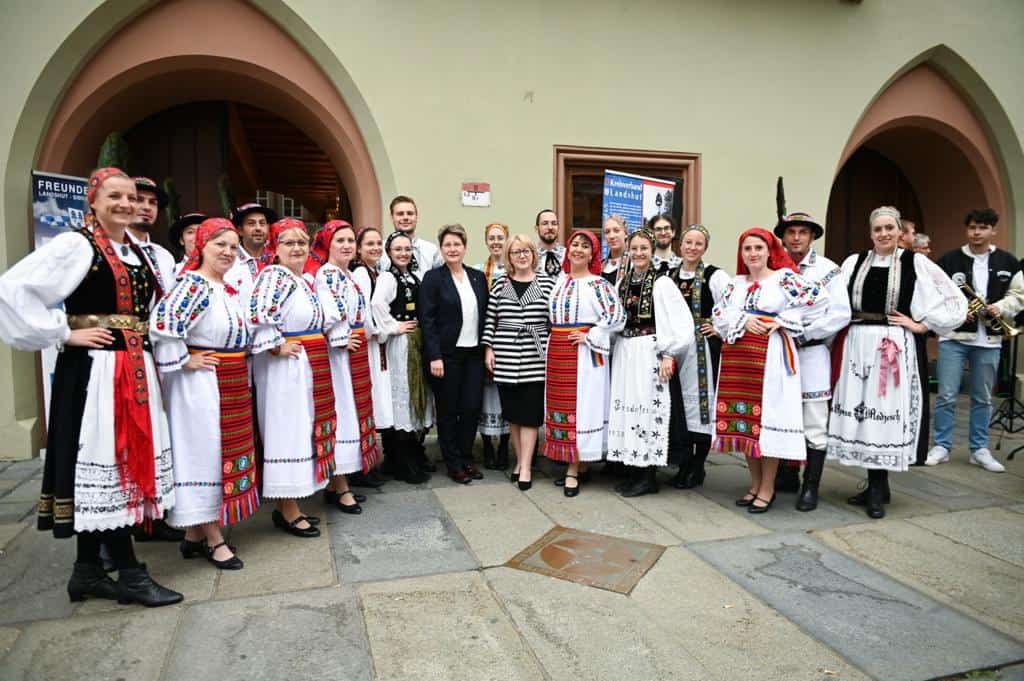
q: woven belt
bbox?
[621,326,656,338]
[188,346,248,359]
[852,312,889,325]
[67,314,147,334]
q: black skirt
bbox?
[497,381,544,427]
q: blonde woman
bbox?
[476,222,511,469]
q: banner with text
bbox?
[601,170,678,257]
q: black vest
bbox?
[672,264,719,320]
[849,249,916,317]
[937,247,1020,335]
[389,271,420,322]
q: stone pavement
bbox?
[1,397,1023,681]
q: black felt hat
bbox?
[231,202,278,227]
[168,212,208,248]
[774,211,825,240]
[134,176,169,210]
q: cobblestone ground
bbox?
[1,395,1023,681]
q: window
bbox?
[282,196,296,218]
[256,189,271,209]
[553,145,701,242]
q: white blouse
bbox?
[248,265,325,354]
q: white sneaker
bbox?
[924,446,949,466]
[969,448,1006,473]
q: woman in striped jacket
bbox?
[482,233,554,491]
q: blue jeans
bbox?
[932,340,1001,451]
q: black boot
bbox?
[392,432,430,484]
[614,464,637,493]
[621,466,659,497]
[495,434,510,471]
[349,470,385,489]
[482,436,497,470]
[132,518,186,543]
[796,449,826,512]
[683,441,710,488]
[775,462,800,493]
[670,445,694,489]
[379,429,397,476]
[865,470,887,519]
[847,475,891,506]
[67,561,119,602]
[115,563,184,607]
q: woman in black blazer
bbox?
[419,224,490,483]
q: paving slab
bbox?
[0,526,75,625]
[999,662,1024,680]
[0,478,21,495]
[214,504,336,600]
[0,502,35,524]
[0,522,28,551]
[330,489,477,583]
[618,484,770,543]
[487,565,711,681]
[632,547,870,681]
[0,460,43,479]
[2,604,181,681]
[526,478,680,545]
[360,570,545,681]
[0,481,40,505]
[815,518,1024,641]
[916,458,1024,503]
[0,626,20,661]
[908,507,1024,568]
[691,532,1024,681]
[1009,504,1024,515]
[698,462,865,531]
[164,585,371,681]
[433,482,554,567]
[818,464,947,519]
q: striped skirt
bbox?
[290,332,337,483]
[349,327,382,473]
[715,331,769,458]
[211,350,259,525]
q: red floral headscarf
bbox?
[563,230,603,276]
[735,227,797,275]
[86,167,129,205]
[304,219,354,276]
[182,218,238,272]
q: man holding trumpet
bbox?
[927,208,1024,472]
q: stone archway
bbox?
[0,0,394,456]
[825,58,1013,263]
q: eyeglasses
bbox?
[653,226,674,233]
[279,240,308,248]
[509,249,532,257]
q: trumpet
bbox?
[952,273,1020,337]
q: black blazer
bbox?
[419,265,490,361]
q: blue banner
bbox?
[32,171,88,249]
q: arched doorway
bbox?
[825,63,1009,263]
[0,0,393,456]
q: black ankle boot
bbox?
[482,436,497,470]
[67,561,120,602]
[671,451,694,489]
[132,518,186,543]
[115,563,184,607]
[865,470,887,519]
[775,462,800,493]
[683,444,710,489]
[392,433,430,484]
[796,449,826,512]
[847,475,891,506]
[614,464,637,493]
[621,466,659,497]
[495,434,510,471]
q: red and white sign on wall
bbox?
[461,182,491,207]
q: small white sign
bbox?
[461,182,491,207]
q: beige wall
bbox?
[1,0,1022,457]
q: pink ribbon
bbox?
[878,337,901,397]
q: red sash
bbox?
[289,333,337,482]
[348,327,382,473]
[715,331,770,458]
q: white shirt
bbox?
[945,249,992,348]
[224,244,266,304]
[453,271,479,347]
[127,229,177,291]
[377,234,442,279]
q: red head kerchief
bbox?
[735,227,798,275]
[563,229,603,276]
[183,218,238,272]
[267,218,309,252]
[86,167,127,205]
[304,219,354,276]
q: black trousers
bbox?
[429,347,485,472]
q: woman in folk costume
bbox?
[545,230,626,496]
[667,224,730,489]
[250,218,334,538]
[600,214,629,287]
[712,228,829,514]
[475,222,512,469]
[371,232,434,484]
[349,227,393,487]
[606,228,694,497]
[828,206,966,519]
[311,220,382,514]
[0,168,180,606]
[151,218,253,570]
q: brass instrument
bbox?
[953,274,1020,337]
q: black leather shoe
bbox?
[324,489,365,505]
[865,482,886,519]
[116,563,184,607]
[464,464,484,480]
[748,494,775,514]
[448,469,472,484]
[847,486,891,506]
[206,541,244,570]
[334,490,363,515]
[272,509,321,537]
[68,561,119,602]
[620,467,659,498]
[348,471,385,489]
[133,519,186,543]
[179,538,207,560]
[735,491,758,507]
[510,470,520,484]
[563,474,580,498]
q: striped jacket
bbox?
[481,275,555,384]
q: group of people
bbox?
[0,165,1018,608]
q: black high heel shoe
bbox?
[563,474,580,498]
[206,541,244,570]
[510,470,520,484]
[747,494,776,514]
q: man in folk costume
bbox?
[377,195,443,278]
[650,214,682,274]
[169,212,208,277]
[775,205,851,511]
[535,209,566,276]
[127,177,177,292]
[225,202,277,301]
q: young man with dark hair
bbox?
[534,209,565,276]
[225,202,278,300]
[377,195,442,277]
[927,208,1024,472]
[128,177,176,292]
